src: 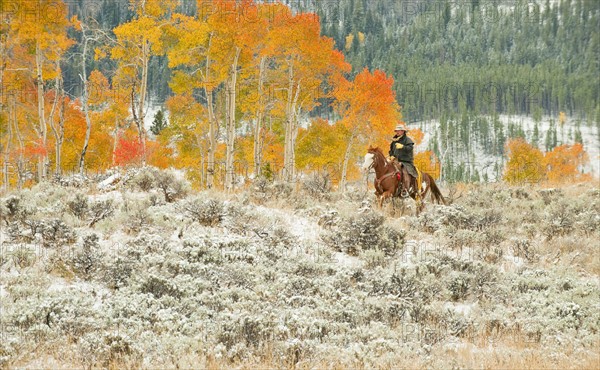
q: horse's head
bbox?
[362,151,375,171]
[362,146,380,171]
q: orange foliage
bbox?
[146,140,172,169]
[261,133,284,166]
[334,68,401,142]
[409,128,425,146]
[544,143,589,183]
[24,139,49,158]
[114,137,143,166]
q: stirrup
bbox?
[400,189,409,198]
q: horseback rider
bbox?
[388,123,418,179]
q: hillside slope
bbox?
[0,169,599,368]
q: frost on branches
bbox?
[0,168,599,368]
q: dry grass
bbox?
[3,178,599,370]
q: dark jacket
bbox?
[389,134,417,178]
[389,134,415,163]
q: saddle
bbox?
[390,159,423,199]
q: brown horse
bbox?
[362,146,446,213]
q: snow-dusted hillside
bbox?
[414,114,600,181]
[0,169,599,368]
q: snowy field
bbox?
[0,168,599,368]
[414,114,600,181]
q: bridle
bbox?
[366,151,398,193]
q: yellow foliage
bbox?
[503,138,545,185]
[358,32,365,45]
[162,95,207,167]
[297,119,346,169]
[345,34,354,51]
[415,150,441,179]
[559,111,567,126]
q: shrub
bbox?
[542,201,575,239]
[448,272,471,301]
[510,238,538,263]
[473,208,503,230]
[418,204,472,233]
[67,193,89,219]
[323,210,405,256]
[301,173,331,200]
[132,168,156,191]
[179,197,225,226]
[139,274,184,299]
[2,195,33,221]
[388,269,419,298]
[56,174,87,188]
[155,171,188,202]
[316,209,340,229]
[101,256,135,290]
[445,228,479,250]
[360,249,387,269]
[124,206,151,234]
[180,240,223,265]
[78,331,142,369]
[574,210,600,236]
[88,200,115,227]
[40,219,76,248]
[72,234,104,279]
[538,188,563,205]
[10,245,36,269]
[476,244,504,264]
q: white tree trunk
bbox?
[112,116,120,166]
[35,40,48,181]
[253,56,266,177]
[13,102,25,189]
[47,72,63,177]
[3,98,14,190]
[205,34,216,189]
[134,40,149,166]
[339,132,356,193]
[283,63,300,182]
[206,91,217,188]
[55,97,65,177]
[225,47,240,191]
[79,29,92,176]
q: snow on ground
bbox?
[1,173,599,368]
[332,252,363,269]
[253,205,322,243]
[444,301,478,317]
[97,173,121,190]
[413,114,600,179]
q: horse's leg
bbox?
[410,194,419,217]
[399,197,406,216]
[419,176,427,199]
[382,191,393,211]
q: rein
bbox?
[369,152,399,193]
[375,172,397,193]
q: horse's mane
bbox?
[368,146,386,160]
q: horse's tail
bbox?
[427,174,447,205]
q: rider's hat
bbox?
[394,123,408,132]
